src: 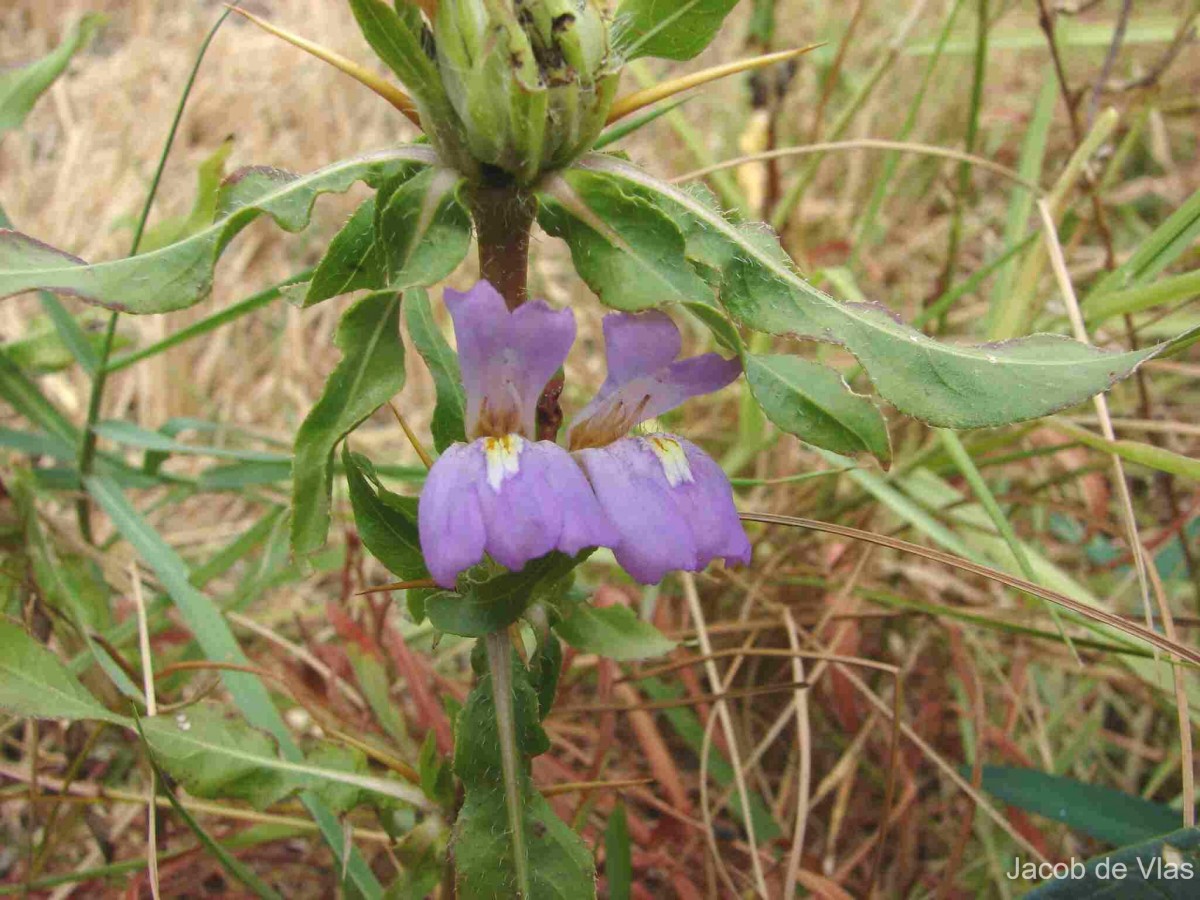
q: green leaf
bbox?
[137,138,235,253]
[377,168,473,289]
[1026,827,1200,898]
[744,354,892,464]
[528,633,563,723]
[1087,187,1200,302]
[138,725,284,900]
[453,652,596,899]
[1047,418,1200,482]
[83,474,385,898]
[347,644,409,745]
[418,731,455,807]
[343,448,429,579]
[0,146,436,314]
[426,554,583,638]
[973,765,1179,848]
[301,196,387,305]
[537,167,715,312]
[141,704,427,811]
[347,0,440,98]
[554,602,675,661]
[0,619,126,725]
[604,800,633,900]
[612,0,738,61]
[302,165,471,308]
[386,819,449,900]
[93,419,289,465]
[571,155,1174,429]
[404,288,466,452]
[346,0,466,171]
[0,14,105,133]
[291,291,406,556]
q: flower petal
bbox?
[575,435,750,584]
[418,436,615,588]
[446,281,576,439]
[417,442,488,588]
[568,311,741,449]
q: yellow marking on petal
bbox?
[646,436,693,488]
[606,45,823,125]
[226,5,422,126]
[484,435,525,492]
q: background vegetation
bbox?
[2,0,1198,896]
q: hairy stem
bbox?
[473,184,536,311]
[484,630,531,898]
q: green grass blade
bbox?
[83,474,384,899]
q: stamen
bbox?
[483,435,524,492]
[646,436,694,488]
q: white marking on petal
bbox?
[483,434,524,492]
[646,435,694,488]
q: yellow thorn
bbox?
[606,45,824,125]
[356,578,438,596]
[226,5,422,127]
[389,402,435,469]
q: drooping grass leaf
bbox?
[403,288,466,452]
[453,650,595,899]
[612,0,738,61]
[0,14,105,133]
[604,800,633,900]
[744,354,892,464]
[563,155,1178,429]
[0,146,437,314]
[291,290,406,556]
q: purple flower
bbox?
[569,311,751,584]
[418,282,615,588]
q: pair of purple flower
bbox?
[417,282,751,587]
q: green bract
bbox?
[436,0,619,183]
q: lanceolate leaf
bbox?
[553,602,675,661]
[538,168,713,312]
[572,155,1173,429]
[1026,827,1200,898]
[453,652,595,899]
[343,448,427,579]
[0,14,105,133]
[611,0,739,61]
[377,167,472,289]
[744,354,892,464]
[0,619,126,725]
[973,765,1179,847]
[403,288,466,452]
[0,146,437,314]
[302,165,471,307]
[303,196,387,306]
[292,291,407,556]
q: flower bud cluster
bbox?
[434,0,619,183]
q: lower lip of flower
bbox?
[483,434,524,492]
[645,435,694,488]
